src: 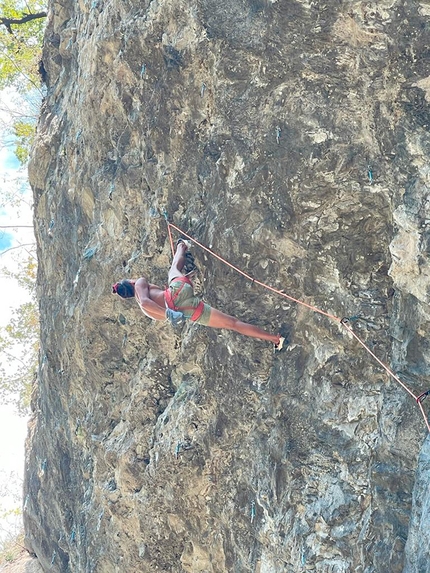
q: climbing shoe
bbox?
[274,336,286,352]
[183,251,197,274]
[177,237,192,249]
[166,308,186,327]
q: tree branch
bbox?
[0,12,47,34]
[0,243,35,257]
[0,348,29,369]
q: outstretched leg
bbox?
[206,307,281,344]
[168,242,188,283]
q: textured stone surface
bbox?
[24,0,430,571]
[403,435,430,573]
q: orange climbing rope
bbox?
[167,221,340,321]
[165,219,430,433]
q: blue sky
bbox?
[0,231,13,251]
[0,138,21,253]
[0,121,32,254]
[1,135,21,170]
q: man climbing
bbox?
[112,239,285,350]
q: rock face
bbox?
[404,435,430,573]
[24,0,430,571]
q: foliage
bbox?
[0,0,46,164]
[0,469,24,566]
[0,95,40,167]
[13,119,35,164]
[0,0,46,92]
[0,529,25,566]
[0,255,38,414]
[0,99,38,205]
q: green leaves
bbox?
[0,1,44,409]
[0,256,38,414]
[0,0,46,164]
[13,120,35,163]
[0,0,46,91]
[0,525,24,566]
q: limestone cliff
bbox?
[24,0,430,571]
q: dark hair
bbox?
[112,280,135,299]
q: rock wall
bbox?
[404,435,430,573]
[24,0,430,571]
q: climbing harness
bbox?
[164,276,205,322]
[164,215,430,433]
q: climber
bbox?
[112,239,285,350]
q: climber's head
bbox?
[112,280,135,299]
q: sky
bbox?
[0,142,20,252]
[0,89,34,544]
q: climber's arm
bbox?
[134,277,166,321]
